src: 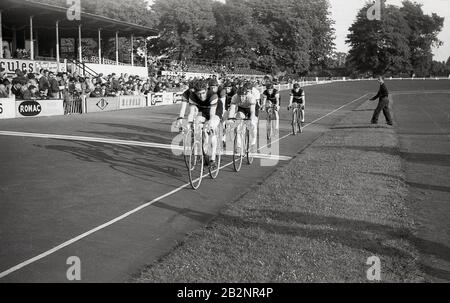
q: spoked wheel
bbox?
[267,116,272,143]
[187,140,204,190]
[292,109,298,136]
[246,128,254,165]
[298,109,303,134]
[208,124,222,179]
[233,126,244,172]
[183,127,194,169]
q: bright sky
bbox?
[330,0,450,61]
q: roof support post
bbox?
[0,11,3,59]
[30,15,34,60]
[78,24,82,62]
[115,31,119,65]
[56,20,60,71]
[144,38,148,70]
[98,28,102,63]
[130,34,134,66]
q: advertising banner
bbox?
[150,93,163,106]
[85,97,119,113]
[119,95,147,109]
[0,59,66,76]
[15,99,64,118]
[0,98,16,119]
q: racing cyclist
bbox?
[261,83,280,131]
[288,83,306,126]
[176,79,221,168]
[227,82,258,153]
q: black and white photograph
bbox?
[0,0,449,289]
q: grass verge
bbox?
[133,100,424,283]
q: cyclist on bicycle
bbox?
[208,78,226,120]
[262,83,280,131]
[288,83,305,126]
[227,82,258,153]
[176,79,220,168]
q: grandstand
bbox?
[0,0,157,78]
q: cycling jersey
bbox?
[182,89,191,102]
[212,86,226,118]
[291,89,304,103]
[263,89,279,105]
[231,94,259,118]
[231,94,256,109]
[189,91,218,120]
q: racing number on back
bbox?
[0,103,3,114]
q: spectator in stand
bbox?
[83,76,95,95]
[12,69,27,85]
[11,82,23,99]
[48,72,60,98]
[0,68,10,93]
[0,84,9,98]
[141,82,152,95]
[90,82,103,97]
[38,69,50,97]
[153,81,164,93]
[111,74,120,92]
[3,45,12,59]
[22,85,39,100]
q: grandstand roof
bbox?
[0,0,158,37]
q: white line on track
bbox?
[0,131,291,161]
[0,93,369,279]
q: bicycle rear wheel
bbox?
[183,127,193,169]
[267,114,272,143]
[246,128,254,165]
[188,140,204,190]
[209,124,222,179]
[298,108,303,134]
[292,109,297,135]
[233,127,244,172]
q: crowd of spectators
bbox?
[149,58,266,77]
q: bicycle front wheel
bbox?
[292,109,297,135]
[188,140,204,190]
[298,109,303,134]
[246,128,254,165]
[233,128,244,172]
[209,124,222,179]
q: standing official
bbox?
[370,76,393,126]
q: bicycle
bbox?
[228,118,254,172]
[180,118,223,190]
[265,103,279,143]
[288,103,305,135]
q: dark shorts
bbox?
[238,104,260,119]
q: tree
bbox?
[347,0,445,77]
[149,0,216,60]
[347,1,412,76]
[400,1,444,76]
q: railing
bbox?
[72,59,99,79]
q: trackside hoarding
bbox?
[0,98,16,119]
[15,99,64,118]
[119,95,147,109]
[85,97,120,113]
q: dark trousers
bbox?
[372,97,393,124]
